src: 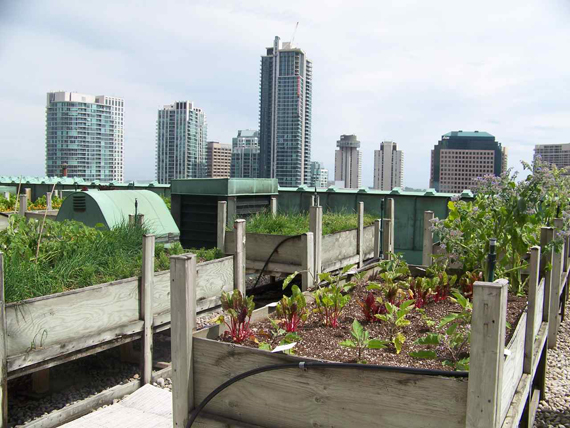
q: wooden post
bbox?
[234,219,246,296]
[382,218,392,260]
[301,232,314,291]
[129,214,144,226]
[466,280,508,428]
[524,246,540,375]
[217,201,227,252]
[548,219,563,348]
[373,219,381,259]
[46,192,52,211]
[357,202,364,267]
[170,253,197,428]
[422,211,434,266]
[0,253,7,427]
[540,227,554,324]
[270,197,277,217]
[309,204,322,278]
[19,194,27,216]
[141,235,155,384]
[3,193,9,201]
[25,188,31,201]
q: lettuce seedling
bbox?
[276,284,309,332]
[340,319,388,363]
[215,289,255,344]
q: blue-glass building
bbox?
[259,36,312,187]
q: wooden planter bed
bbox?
[170,232,563,428]
[222,201,394,290]
[0,232,246,427]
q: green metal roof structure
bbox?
[0,176,169,188]
[442,131,494,138]
[56,190,179,241]
[171,178,278,196]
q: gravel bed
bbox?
[534,314,570,428]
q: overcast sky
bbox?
[1,0,569,188]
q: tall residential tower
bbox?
[46,91,124,181]
[534,143,570,170]
[334,134,362,189]
[156,101,207,184]
[231,129,260,178]
[373,141,403,190]
[259,36,312,187]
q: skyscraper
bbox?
[429,131,507,193]
[46,91,124,181]
[334,134,362,189]
[309,161,329,188]
[259,36,312,187]
[206,142,232,178]
[373,141,404,190]
[156,101,207,184]
[534,143,570,170]
[231,130,260,178]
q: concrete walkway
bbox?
[62,385,172,428]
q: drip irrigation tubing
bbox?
[186,360,468,427]
[250,234,304,290]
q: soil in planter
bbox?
[221,282,528,372]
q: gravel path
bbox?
[534,315,570,428]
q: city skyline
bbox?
[1,1,569,188]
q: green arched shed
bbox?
[56,190,179,242]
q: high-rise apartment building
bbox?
[334,134,362,189]
[46,91,124,181]
[429,131,507,193]
[259,36,312,187]
[231,130,260,178]
[206,142,232,178]
[373,141,403,190]
[309,161,329,187]
[534,143,570,170]
[156,101,207,184]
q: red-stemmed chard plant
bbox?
[215,289,255,343]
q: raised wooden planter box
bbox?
[222,201,393,290]
[170,230,561,428]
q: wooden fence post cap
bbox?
[234,219,246,225]
[170,253,196,261]
[219,201,227,205]
[473,280,507,289]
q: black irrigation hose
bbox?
[186,361,468,427]
[250,234,304,290]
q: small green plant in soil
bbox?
[339,319,388,363]
[375,299,415,354]
[410,292,472,370]
[215,289,255,344]
[276,284,309,332]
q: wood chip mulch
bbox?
[224,280,528,372]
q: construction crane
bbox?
[290,21,299,46]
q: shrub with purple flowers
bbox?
[431,159,570,294]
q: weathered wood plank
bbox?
[534,278,545,338]
[321,255,360,274]
[362,224,375,260]
[524,246,540,375]
[309,205,322,277]
[500,312,526,423]
[8,320,144,375]
[501,373,531,428]
[301,233,314,291]
[245,261,302,275]
[234,220,246,295]
[357,202,364,267]
[170,254,196,428]
[217,201,227,251]
[467,281,508,428]
[193,338,467,428]
[24,379,141,428]
[225,231,304,266]
[373,219,381,258]
[321,229,358,266]
[6,276,140,357]
[141,235,154,385]
[548,218,564,347]
[194,412,265,428]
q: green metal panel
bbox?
[56,190,179,239]
[171,178,278,196]
[277,187,468,264]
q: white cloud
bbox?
[0,0,569,187]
